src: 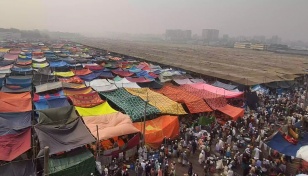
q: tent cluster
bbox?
[0,41,245,174]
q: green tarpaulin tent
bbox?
[100,88,160,122]
[198,116,215,126]
[49,149,95,176]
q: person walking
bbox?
[188,162,193,176]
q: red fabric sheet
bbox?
[68,92,104,107]
[178,85,227,110]
[0,128,31,161]
[112,69,134,77]
[58,76,84,84]
[71,68,92,76]
[155,85,212,113]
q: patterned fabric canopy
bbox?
[125,88,186,115]
[100,88,160,122]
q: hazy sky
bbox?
[1,0,308,41]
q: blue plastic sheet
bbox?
[34,98,70,110]
[267,132,308,156]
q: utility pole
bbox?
[44,146,49,176]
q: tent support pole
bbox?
[143,100,149,147]
[96,125,100,158]
[44,146,49,176]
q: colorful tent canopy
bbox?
[0,159,36,176]
[137,81,163,89]
[112,69,134,77]
[85,79,110,87]
[35,119,96,156]
[33,73,57,86]
[49,61,68,67]
[32,62,49,68]
[267,132,308,157]
[212,81,237,90]
[100,88,160,121]
[173,78,193,85]
[34,98,70,110]
[63,87,93,96]
[68,91,104,107]
[178,84,243,119]
[78,72,103,81]
[190,83,243,98]
[126,77,152,83]
[0,112,32,135]
[58,76,84,84]
[75,101,118,116]
[217,104,244,120]
[156,85,212,113]
[33,90,66,102]
[0,92,32,113]
[49,149,95,176]
[133,115,179,149]
[0,128,31,161]
[125,88,187,115]
[178,84,227,110]
[35,82,86,93]
[190,78,206,83]
[54,71,75,77]
[71,68,92,76]
[82,112,139,140]
[36,106,79,125]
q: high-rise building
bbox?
[165,29,192,41]
[202,29,219,41]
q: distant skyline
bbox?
[1,0,308,42]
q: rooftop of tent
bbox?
[76,38,308,86]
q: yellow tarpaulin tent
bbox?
[54,71,75,77]
[0,48,10,53]
[76,101,118,116]
[125,88,187,115]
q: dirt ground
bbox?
[76,38,308,85]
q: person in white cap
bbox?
[253,146,262,160]
[198,150,205,164]
[227,135,232,145]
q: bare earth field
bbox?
[77,38,308,85]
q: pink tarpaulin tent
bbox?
[190,83,243,98]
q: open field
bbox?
[77,38,308,85]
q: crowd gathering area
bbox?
[1,40,308,176]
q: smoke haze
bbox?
[1,0,307,41]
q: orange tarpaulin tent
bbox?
[217,104,244,121]
[0,92,32,112]
[133,115,179,149]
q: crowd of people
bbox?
[100,84,308,176]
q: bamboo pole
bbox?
[96,125,100,158]
[44,146,50,176]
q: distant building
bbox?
[0,32,21,40]
[253,35,266,43]
[202,29,219,41]
[250,43,268,51]
[165,29,192,41]
[234,42,251,49]
[222,34,229,41]
[269,35,281,44]
[234,42,267,51]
